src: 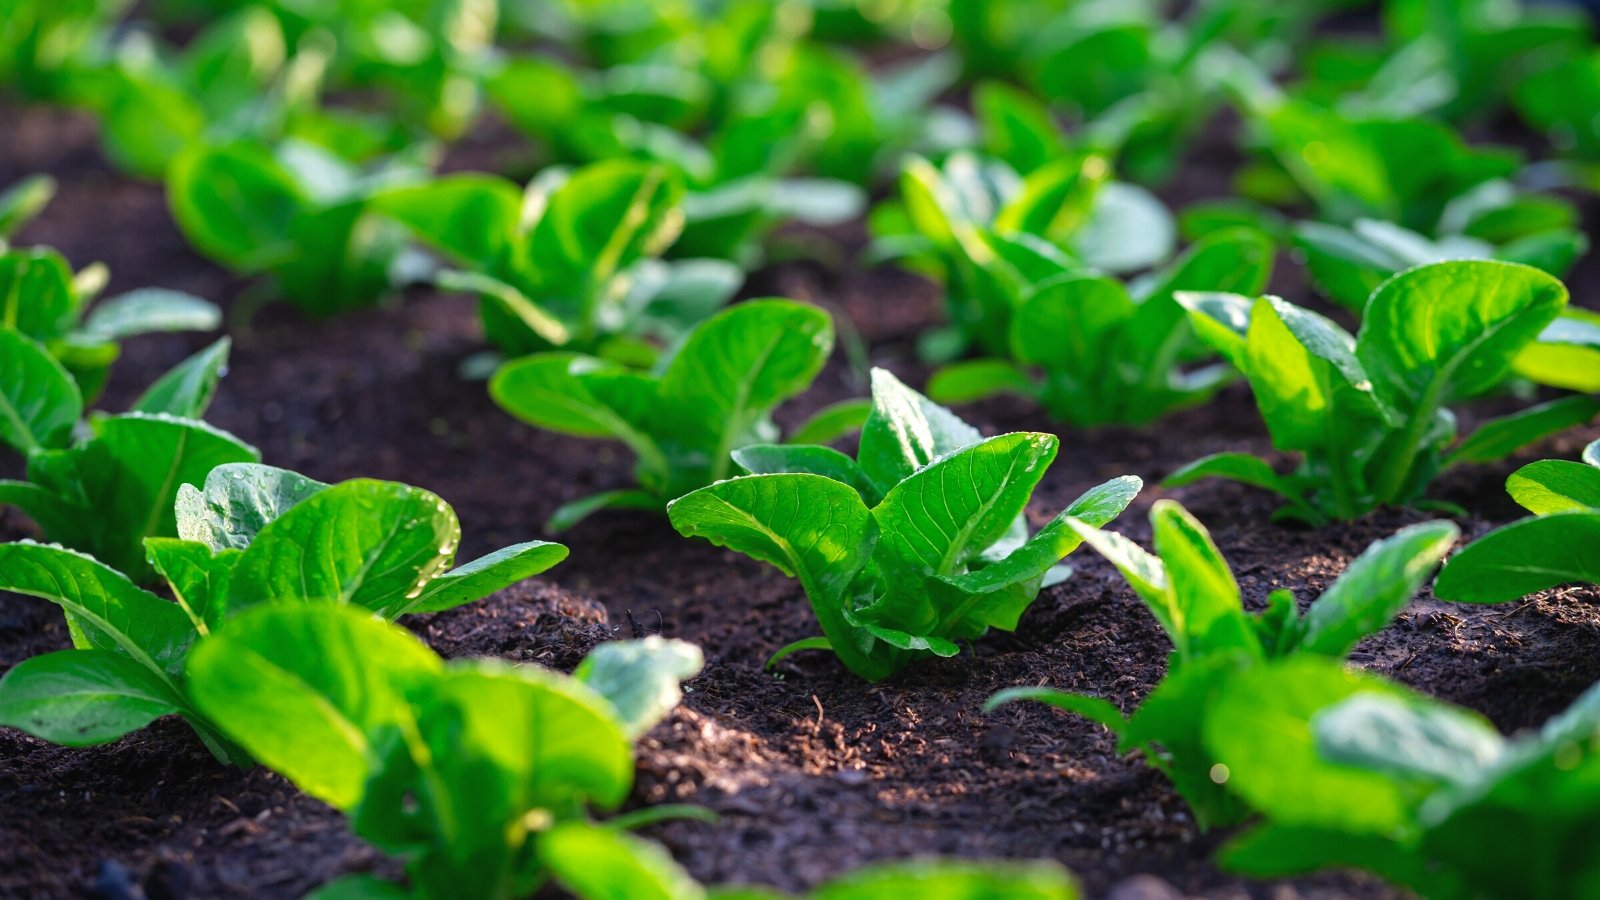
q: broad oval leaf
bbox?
[372,174,521,267]
[226,479,459,618]
[1507,459,1600,515]
[0,248,77,342]
[73,414,260,577]
[1357,261,1567,413]
[168,141,304,271]
[0,541,194,680]
[186,604,443,809]
[1204,656,1419,834]
[0,327,81,454]
[1313,693,1503,788]
[524,160,685,292]
[0,648,187,745]
[657,299,834,459]
[1011,275,1136,375]
[812,858,1080,900]
[1433,511,1600,604]
[668,473,882,679]
[540,822,707,900]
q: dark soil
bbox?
[2,94,1599,900]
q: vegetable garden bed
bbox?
[4,96,1597,898]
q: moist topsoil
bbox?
[2,100,1599,900]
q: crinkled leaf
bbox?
[175,462,329,552]
[858,368,982,494]
[69,414,259,576]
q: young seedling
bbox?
[1293,212,1586,314]
[376,160,742,358]
[185,604,698,900]
[869,151,1177,360]
[487,41,866,270]
[85,7,289,179]
[1207,655,1600,900]
[0,329,251,577]
[927,228,1274,427]
[168,137,422,314]
[0,463,567,764]
[1254,100,1522,234]
[491,299,837,531]
[987,501,1457,828]
[669,368,1142,682]
[1433,439,1600,604]
[1169,260,1599,523]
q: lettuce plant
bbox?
[491,300,835,531]
[0,177,222,398]
[926,228,1274,427]
[1253,100,1522,234]
[1208,656,1600,900]
[169,138,422,315]
[0,0,128,99]
[485,10,867,270]
[987,501,1457,828]
[83,7,289,179]
[253,0,498,140]
[669,368,1142,682]
[0,463,567,765]
[871,151,1178,360]
[1433,439,1600,604]
[185,604,696,900]
[1375,0,1589,123]
[1516,49,1600,160]
[1288,214,1598,392]
[1293,210,1587,313]
[377,160,742,357]
[0,330,251,576]
[1169,260,1598,524]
